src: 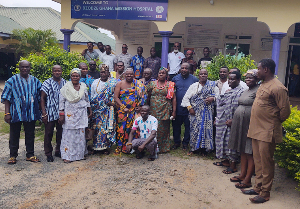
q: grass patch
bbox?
[0,112,10,135]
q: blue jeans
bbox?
[172,115,190,146]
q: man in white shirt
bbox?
[220,68,248,95]
[126,105,158,161]
[102,45,116,72]
[94,42,106,61]
[168,42,185,80]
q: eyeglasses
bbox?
[117,65,124,67]
[89,64,96,66]
[174,45,179,48]
[122,47,128,49]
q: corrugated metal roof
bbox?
[0,7,115,50]
[0,15,24,34]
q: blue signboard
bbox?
[71,0,168,21]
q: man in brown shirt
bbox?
[242,59,291,203]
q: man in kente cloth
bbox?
[114,68,147,153]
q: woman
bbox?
[59,68,92,163]
[147,67,176,153]
[90,65,117,154]
[181,69,219,155]
[228,69,259,188]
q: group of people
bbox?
[1,40,291,204]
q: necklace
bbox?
[156,80,167,89]
[96,79,107,94]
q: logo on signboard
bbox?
[74,5,81,12]
[156,6,164,13]
[156,15,162,18]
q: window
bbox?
[225,43,250,57]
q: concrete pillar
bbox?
[60,29,74,52]
[270,32,287,75]
[159,31,173,68]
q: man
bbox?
[79,62,94,100]
[114,68,147,153]
[131,46,145,79]
[144,47,161,79]
[1,60,41,164]
[220,68,248,95]
[214,71,244,174]
[126,105,158,161]
[41,65,66,162]
[171,63,198,150]
[114,44,132,71]
[102,45,116,72]
[140,68,156,86]
[111,61,125,80]
[87,60,100,79]
[81,42,99,62]
[94,42,106,61]
[197,47,212,69]
[242,59,291,204]
[216,66,229,94]
[182,50,197,74]
[168,42,185,81]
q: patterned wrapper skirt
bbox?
[60,128,86,161]
[157,120,170,153]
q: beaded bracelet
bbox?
[41,114,48,118]
[126,143,132,146]
[187,105,192,111]
[4,113,10,116]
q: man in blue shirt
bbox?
[41,65,66,162]
[79,62,94,100]
[131,46,145,79]
[171,63,199,150]
[1,60,42,164]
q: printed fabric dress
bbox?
[116,79,146,152]
[59,89,90,161]
[148,81,175,153]
[189,81,216,152]
[90,78,117,150]
[215,85,244,161]
[228,85,259,154]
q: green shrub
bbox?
[15,44,101,82]
[195,53,257,81]
[275,106,300,190]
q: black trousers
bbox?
[172,115,190,146]
[44,120,62,156]
[9,121,36,158]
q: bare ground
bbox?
[0,133,299,209]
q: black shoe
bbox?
[47,156,54,162]
[54,152,61,158]
[182,145,188,151]
[241,189,259,195]
[171,144,180,150]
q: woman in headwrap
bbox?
[147,67,176,153]
[59,68,92,163]
[228,69,259,188]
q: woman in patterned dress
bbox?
[59,68,92,163]
[147,67,176,153]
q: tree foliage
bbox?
[15,44,98,82]
[10,28,58,56]
[195,53,257,81]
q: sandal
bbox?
[187,151,194,156]
[222,167,237,174]
[213,160,230,167]
[63,159,71,163]
[148,157,155,161]
[8,157,17,164]
[249,195,269,203]
[230,176,243,182]
[235,182,252,189]
[103,150,110,155]
[26,156,40,163]
[136,151,145,159]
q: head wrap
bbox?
[243,69,258,77]
[100,64,109,71]
[70,68,81,76]
[159,67,169,72]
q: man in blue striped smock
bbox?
[40,65,66,162]
[1,60,42,164]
